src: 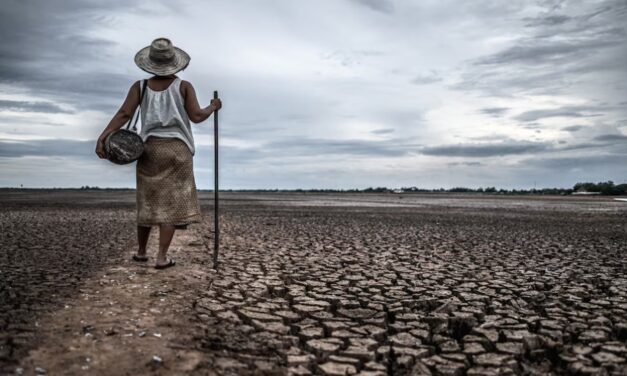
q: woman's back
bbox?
[147,76,178,91]
[140,76,195,155]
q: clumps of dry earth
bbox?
[0,197,136,374]
[190,204,627,375]
[1,190,626,375]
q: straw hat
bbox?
[134,38,190,76]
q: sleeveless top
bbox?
[139,77,195,155]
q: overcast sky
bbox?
[0,0,625,189]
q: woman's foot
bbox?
[155,258,176,269]
[132,253,149,262]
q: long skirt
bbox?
[136,136,202,228]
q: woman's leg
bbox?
[137,225,151,256]
[156,224,176,265]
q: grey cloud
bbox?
[0,100,73,114]
[557,142,611,151]
[523,14,572,27]
[562,125,586,132]
[0,139,94,158]
[448,161,483,166]
[421,137,617,159]
[455,0,627,99]
[421,141,549,157]
[514,106,602,122]
[411,72,442,85]
[474,37,623,66]
[201,137,422,164]
[371,128,394,135]
[523,153,627,170]
[593,133,627,141]
[193,136,423,169]
[0,0,141,112]
[351,0,394,14]
[481,2,627,65]
[262,137,420,157]
[453,69,567,98]
[480,107,509,117]
[466,134,513,142]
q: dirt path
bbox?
[17,222,217,375]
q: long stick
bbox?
[212,90,220,270]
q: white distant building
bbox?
[572,188,600,195]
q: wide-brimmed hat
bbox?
[134,38,190,76]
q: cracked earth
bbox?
[1,191,626,375]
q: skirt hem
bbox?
[137,214,202,227]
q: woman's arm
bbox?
[181,80,222,124]
[95,81,142,158]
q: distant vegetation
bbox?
[3,181,625,195]
[572,181,627,195]
[210,181,625,195]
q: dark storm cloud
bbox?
[0,0,140,112]
[0,139,94,158]
[475,3,626,67]
[0,100,73,114]
[350,0,394,14]
[455,0,627,98]
[514,105,602,122]
[421,141,549,157]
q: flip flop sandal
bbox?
[155,258,176,270]
[132,254,149,262]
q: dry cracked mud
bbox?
[1,190,626,375]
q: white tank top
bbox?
[139,77,195,155]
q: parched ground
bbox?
[1,190,626,375]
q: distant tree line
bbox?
[219,181,625,195]
[7,181,625,196]
[573,181,627,195]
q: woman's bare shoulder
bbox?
[179,80,196,100]
[180,80,195,89]
[126,80,141,98]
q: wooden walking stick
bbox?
[213,90,220,270]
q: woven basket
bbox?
[104,129,144,165]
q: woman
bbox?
[95,37,221,269]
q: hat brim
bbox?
[134,46,190,76]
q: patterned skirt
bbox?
[136,136,202,228]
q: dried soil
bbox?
[1,190,626,375]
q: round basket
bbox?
[104,129,144,165]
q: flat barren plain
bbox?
[1,190,626,375]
